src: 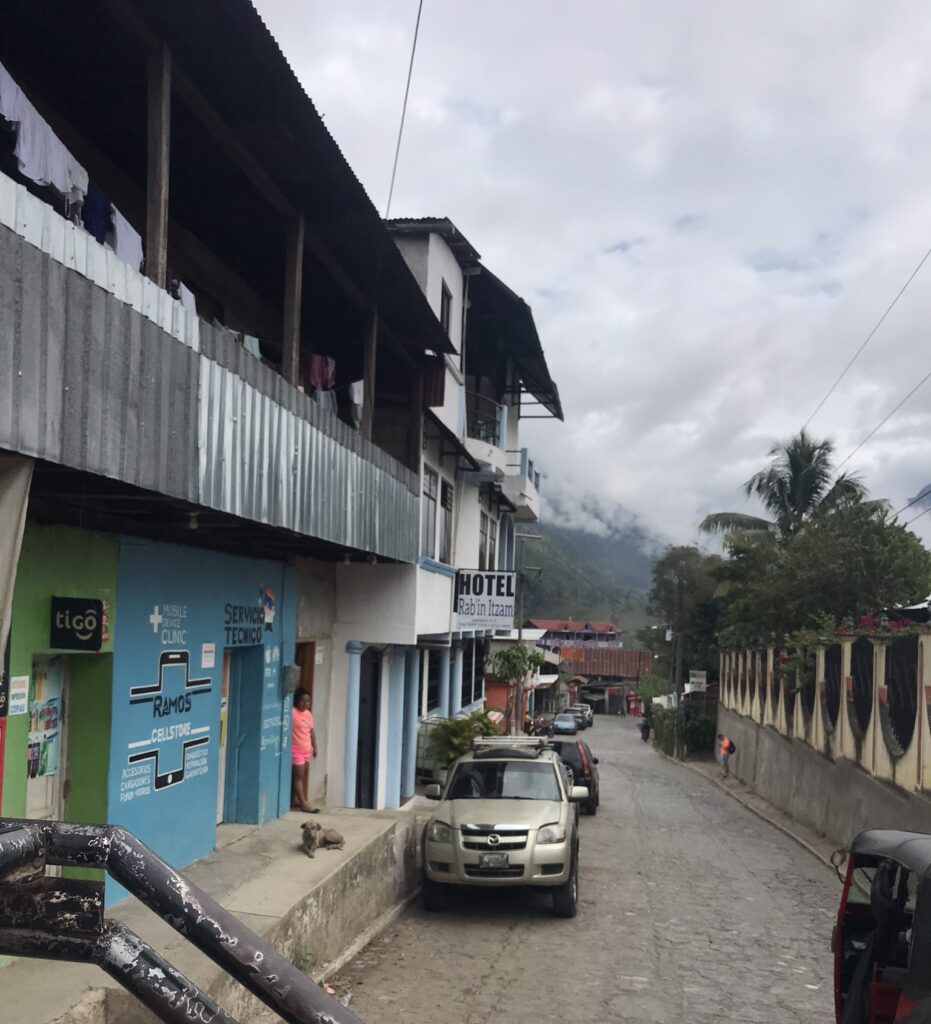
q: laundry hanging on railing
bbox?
[110,205,143,272]
[0,61,88,209]
[348,379,364,429]
[311,388,338,417]
[81,181,112,244]
[308,354,336,390]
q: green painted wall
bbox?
[2,524,118,819]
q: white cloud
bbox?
[255,0,931,546]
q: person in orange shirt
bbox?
[718,733,735,778]
[291,688,319,813]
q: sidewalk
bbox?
[3,802,430,1024]
[675,756,839,870]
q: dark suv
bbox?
[548,738,599,815]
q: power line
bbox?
[803,242,931,429]
[906,505,931,528]
[384,0,424,219]
[836,364,931,471]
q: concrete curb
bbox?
[664,752,836,872]
[317,890,417,983]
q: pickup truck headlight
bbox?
[537,823,567,845]
[427,820,453,844]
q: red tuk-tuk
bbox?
[835,830,931,1023]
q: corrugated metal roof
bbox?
[560,648,653,679]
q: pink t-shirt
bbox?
[292,707,314,752]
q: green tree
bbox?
[644,546,722,681]
[700,429,866,544]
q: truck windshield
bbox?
[446,761,560,801]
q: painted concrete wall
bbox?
[456,478,483,570]
[109,540,296,900]
[335,565,417,647]
[415,567,454,637]
[426,234,465,356]
[719,705,931,846]
[2,523,118,818]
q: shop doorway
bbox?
[220,645,264,824]
[356,649,380,809]
[295,641,316,707]
[26,654,69,821]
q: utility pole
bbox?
[513,532,541,735]
[674,570,685,758]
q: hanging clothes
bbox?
[178,283,197,312]
[348,380,364,429]
[110,205,144,272]
[81,182,112,244]
[312,389,338,417]
[308,354,336,391]
[0,61,87,206]
[242,334,261,359]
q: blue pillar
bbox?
[384,647,406,809]
[438,647,451,718]
[343,641,364,808]
[401,648,420,799]
[451,640,464,716]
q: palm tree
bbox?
[700,430,866,543]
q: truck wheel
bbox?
[422,876,449,912]
[585,795,598,816]
[552,855,579,918]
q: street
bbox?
[335,718,837,1024]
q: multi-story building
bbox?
[528,619,624,650]
[0,8,565,905]
[0,0,451,897]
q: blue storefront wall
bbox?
[109,539,297,897]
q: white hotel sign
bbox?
[453,570,516,630]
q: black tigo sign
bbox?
[50,597,104,652]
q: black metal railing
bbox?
[0,818,364,1024]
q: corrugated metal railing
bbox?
[0,171,419,563]
[0,818,363,1024]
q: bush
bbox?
[652,708,676,756]
[683,712,717,757]
[428,710,498,767]
[650,707,717,759]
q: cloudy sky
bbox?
[255,0,931,546]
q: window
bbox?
[475,639,486,702]
[440,281,452,338]
[489,517,497,569]
[427,649,442,713]
[439,480,454,564]
[422,466,438,559]
[479,512,489,570]
[461,641,475,709]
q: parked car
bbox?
[422,737,588,917]
[547,737,600,815]
[551,712,580,735]
[567,703,594,728]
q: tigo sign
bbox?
[50,597,104,651]
[454,570,516,630]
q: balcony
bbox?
[0,173,420,562]
[503,448,542,521]
[463,390,509,475]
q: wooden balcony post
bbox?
[362,309,378,440]
[282,213,305,386]
[145,45,171,288]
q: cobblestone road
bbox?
[335,718,838,1024]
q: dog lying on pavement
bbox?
[301,820,346,858]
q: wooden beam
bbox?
[409,369,424,471]
[100,0,404,324]
[282,214,305,386]
[362,309,378,441]
[145,44,171,288]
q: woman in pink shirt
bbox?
[291,688,319,813]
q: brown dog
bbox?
[301,820,346,858]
